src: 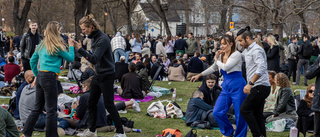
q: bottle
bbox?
[290,127,298,137]
[172,88,176,101]
[132,129,142,133]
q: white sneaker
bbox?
[114,132,126,137]
[292,82,296,85]
[78,129,97,137]
[118,109,127,114]
[131,99,141,112]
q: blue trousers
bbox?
[113,49,126,63]
[213,83,247,137]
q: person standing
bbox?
[131,33,142,53]
[203,35,214,65]
[165,36,174,60]
[191,35,248,137]
[287,36,298,84]
[20,21,42,71]
[111,32,126,63]
[296,34,312,86]
[266,35,280,72]
[73,15,125,137]
[0,27,7,57]
[237,26,271,137]
[22,21,74,137]
[174,33,188,58]
[13,34,20,51]
[186,33,200,58]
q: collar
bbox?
[247,41,256,51]
[88,30,101,39]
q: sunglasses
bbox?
[308,90,314,93]
[129,55,134,56]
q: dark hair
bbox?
[178,58,184,64]
[143,57,150,67]
[273,34,279,41]
[82,76,93,89]
[195,51,200,57]
[135,53,142,58]
[134,33,142,43]
[136,62,145,71]
[256,32,262,38]
[237,26,253,40]
[165,35,172,46]
[305,84,315,108]
[128,63,136,72]
[268,71,277,93]
[177,33,182,37]
[72,61,81,69]
[8,56,14,63]
[189,32,193,36]
[219,35,236,58]
[302,34,309,40]
[290,36,297,41]
[206,74,217,81]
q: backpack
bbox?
[161,128,181,137]
[302,42,313,58]
[185,129,197,137]
[7,96,16,116]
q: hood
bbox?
[173,63,180,67]
[24,84,36,95]
[116,32,121,37]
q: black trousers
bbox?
[22,58,31,72]
[240,85,270,137]
[315,112,320,137]
[88,74,124,133]
[23,72,59,137]
[167,53,175,61]
[204,54,212,65]
[288,59,297,82]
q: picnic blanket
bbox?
[114,95,154,102]
[0,96,11,98]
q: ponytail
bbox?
[79,14,100,31]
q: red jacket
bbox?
[3,63,20,83]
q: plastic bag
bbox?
[266,119,286,132]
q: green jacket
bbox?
[203,40,214,55]
[186,38,199,55]
[0,107,19,137]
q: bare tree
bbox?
[13,0,32,37]
[122,0,138,35]
[74,0,91,41]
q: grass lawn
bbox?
[0,70,316,137]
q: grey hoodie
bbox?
[19,84,36,123]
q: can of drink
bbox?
[132,129,142,133]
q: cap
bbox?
[200,56,206,61]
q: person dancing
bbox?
[191,35,248,137]
[73,14,125,137]
[22,21,75,137]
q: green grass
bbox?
[0,73,316,137]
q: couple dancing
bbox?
[191,27,270,137]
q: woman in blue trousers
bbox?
[191,35,247,137]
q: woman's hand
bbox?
[214,50,223,62]
[68,38,74,46]
[31,77,37,88]
[190,74,201,82]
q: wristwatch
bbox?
[248,81,254,85]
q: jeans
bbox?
[315,112,320,137]
[296,59,309,85]
[125,51,131,63]
[23,72,59,137]
[22,58,31,72]
[288,59,297,82]
[114,49,126,63]
[240,85,270,137]
[88,74,124,134]
[34,113,69,130]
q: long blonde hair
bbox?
[37,21,67,55]
[267,35,278,49]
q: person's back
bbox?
[168,64,185,81]
[115,61,129,82]
[188,56,203,73]
[3,56,20,83]
[174,38,188,51]
[121,72,143,99]
[19,84,36,123]
[0,107,19,137]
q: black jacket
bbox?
[312,46,320,56]
[81,67,95,82]
[76,90,107,129]
[297,40,312,60]
[266,45,280,72]
[297,100,313,117]
[273,87,296,116]
[78,30,115,76]
[20,29,42,59]
[115,62,129,82]
[306,56,320,112]
[198,80,221,106]
[121,72,144,99]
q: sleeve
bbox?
[78,40,108,65]
[20,34,26,56]
[194,98,213,111]
[5,110,19,137]
[266,46,279,59]
[30,50,39,77]
[297,100,313,117]
[290,45,297,56]
[204,41,209,51]
[131,38,136,47]
[174,41,177,50]
[58,46,75,62]
[306,56,320,79]
[76,96,86,119]
[184,41,188,49]
[202,62,218,76]
[187,58,192,72]
[274,89,291,115]
[297,45,303,55]
[216,52,241,71]
[252,48,268,76]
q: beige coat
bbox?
[168,65,185,81]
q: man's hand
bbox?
[71,100,79,109]
[31,77,36,88]
[73,40,82,50]
[243,84,252,94]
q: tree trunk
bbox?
[74,0,87,41]
[272,23,283,43]
[298,13,308,34]
[184,0,190,34]
[126,0,133,35]
[13,0,33,37]
[86,0,92,15]
[219,8,227,34]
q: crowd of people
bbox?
[0,13,320,137]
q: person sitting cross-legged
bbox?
[119,63,145,99]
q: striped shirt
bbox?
[264,86,280,112]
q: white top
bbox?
[202,51,242,76]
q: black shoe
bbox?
[304,84,308,86]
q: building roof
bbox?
[139,3,181,22]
